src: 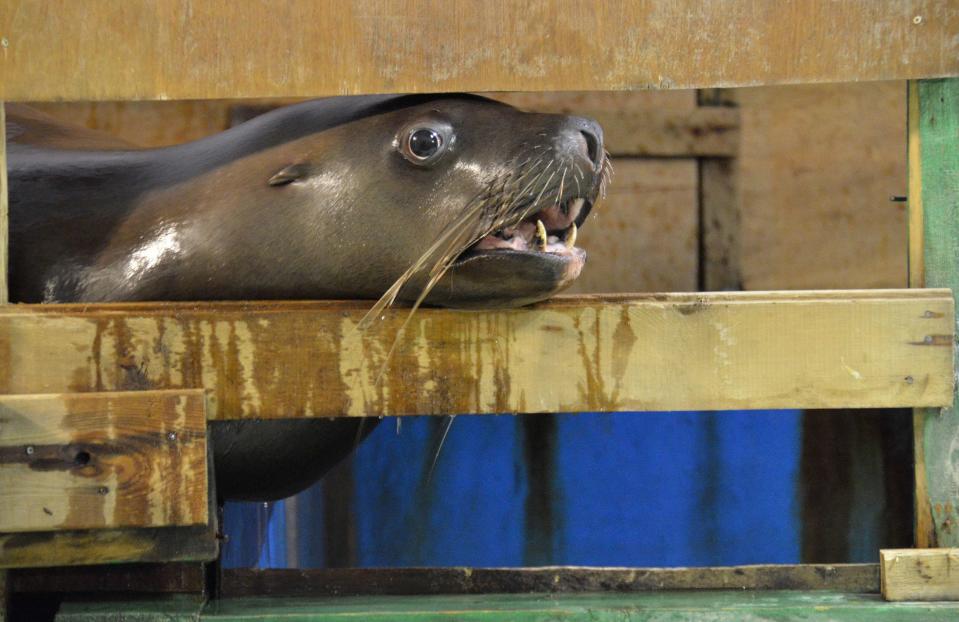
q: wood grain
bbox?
[737,82,908,291]
[911,79,959,550]
[881,548,959,601]
[0,444,217,568]
[0,292,948,419]
[0,390,208,533]
[0,1,957,102]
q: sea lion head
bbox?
[257,95,610,309]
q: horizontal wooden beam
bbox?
[0,290,951,418]
[0,1,957,102]
[0,391,208,533]
[220,565,879,597]
[881,548,959,601]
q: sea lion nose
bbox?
[562,116,605,170]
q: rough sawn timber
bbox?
[0,390,208,533]
[0,291,949,419]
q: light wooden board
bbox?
[0,390,208,533]
[565,159,698,294]
[0,445,217,568]
[737,81,908,290]
[882,548,959,601]
[1,1,957,102]
[0,292,948,419]
[910,79,959,550]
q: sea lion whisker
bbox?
[426,415,456,484]
[356,198,488,330]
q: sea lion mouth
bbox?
[456,196,591,263]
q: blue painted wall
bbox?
[222,410,801,568]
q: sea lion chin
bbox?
[7,94,610,500]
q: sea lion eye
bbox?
[408,128,442,159]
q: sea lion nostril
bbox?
[580,130,599,166]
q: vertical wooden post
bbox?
[697,89,741,292]
[910,79,959,548]
[0,100,8,622]
[0,102,7,305]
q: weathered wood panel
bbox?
[882,548,959,601]
[0,391,208,532]
[911,79,959,550]
[566,159,699,294]
[1,1,957,102]
[0,445,218,568]
[737,82,908,290]
[0,292,949,418]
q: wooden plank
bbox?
[0,444,218,568]
[220,565,879,597]
[10,563,205,594]
[0,291,949,418]
[698,89,741,291]
[565,160,699,294]
[911,79,959,549]
[1,1,958,102]
[882,548,959,601]
[0,390,208,532]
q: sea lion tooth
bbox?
[535,219,548,251]
[565,223,577,249]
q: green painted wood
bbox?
[57,595,204,621]
[913,78,959,548]
[194,592,959,621]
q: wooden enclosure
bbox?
[2,0,959,619]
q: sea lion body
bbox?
[7,95,607,500]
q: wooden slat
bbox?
[0,291,949,418]
[1,1,957,102]
[882,548,959,601]
[10,563,205,594]
[0,444,218,568]
[910,79,959,549]
[220,565,879,597]
[0,390,208,533]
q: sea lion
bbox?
[6,95,610,500]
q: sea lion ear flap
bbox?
[268,162,311,186]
